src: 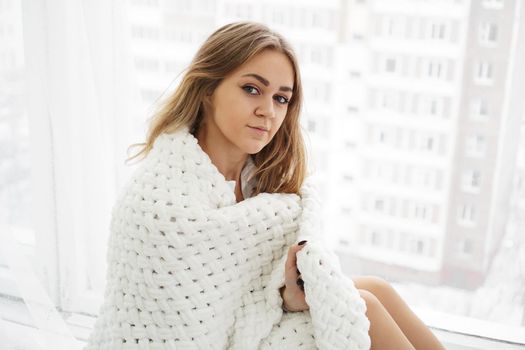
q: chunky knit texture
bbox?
[85,126,371,349]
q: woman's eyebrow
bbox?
[242,73,293,93]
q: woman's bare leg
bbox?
[354,276,445,350]
[359,289,415,350]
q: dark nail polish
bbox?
[298,240,307,246]
[296,278,304,286]
[296,268,300,274]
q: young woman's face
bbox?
[204,49,295,155]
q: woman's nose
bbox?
[255,98,275,118]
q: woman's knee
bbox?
[358,289,382,316]
[354,275,394,298]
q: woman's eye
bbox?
[275,95,289,105]
[243,85,289,105]
[243,85,259,95]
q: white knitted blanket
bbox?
[85,127,371,350]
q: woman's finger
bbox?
[285,241,307,274]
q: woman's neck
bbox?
[195,122,248,183]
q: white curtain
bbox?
[21,0,143,316]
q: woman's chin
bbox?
[240,140,268,155]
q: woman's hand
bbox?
[280,240,309,312]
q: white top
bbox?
[225,156,256,199]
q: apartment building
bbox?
[336,0,525,290]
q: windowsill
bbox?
[1,294,523,349]
[413,306,525,349]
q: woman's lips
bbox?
[248,126,268,133]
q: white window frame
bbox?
[465,134,487,158]
[482,0,504,9]
[421,58,447,80]
[378,89,400,112]
[457,203,476,226]
[461,169,482,193]
[420,95,444,117]
[470,97,490,120]
[474,61,494,85]
[479,21,498,47]
[427,20,449,41]
[383,56,398,74]
[458,238,474,255]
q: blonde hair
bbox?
[126,21,307,195]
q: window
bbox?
[461,169,482,192]
[483,0,504,9]
[428,21,448,40]
[474,61,494,84]
[479,22,498,46]
[371,229,383,246]
[376,127,389,145]
[377,90,400,112]
[385,57,397,73]
[307,119,316,132]
[465,134,487,158]
[421,59,447,80]
[470,97,490,120]
[134,57,159,72]
[384,17,396,37]
[380,16,403,37]
[420,96,444,117]
[374,197,385,212]
[412,202,431,221]
[409,238,426,255]
[8,2,525,348]
[410,167,435,189]
[418,133,437,153]
[131,25,160,40]
[458,203,476,225]
[130,0,159,6]
[457,238,474,255]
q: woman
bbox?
[85,21,445,350]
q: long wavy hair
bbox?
[126,21,307,195]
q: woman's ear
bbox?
[202,87,213,104]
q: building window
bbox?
[383,17,396,36]
[371,230,383,246]
[307,119,316,132]
[465,134,487,158]
[385,57,397,73]
[375,127,390,145]
[409,238,426,255]
[377,90,400,112]
[131,25,159,40]
[412,202,431,221]
[470,97,490,120]
[398,232,408,252]
[458,238,474,255]
[461,169,482,192]
[479,22,498,46]
[458,203,476,225]
[130,0,159,6]
[474,61,494,84]
[418,133,437,153]
[483,0,504,9]
[422,59,446,80]
[428,21,448,40]
[374,198,385,212]
[420,96,444,117]
[134,57,159,72]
